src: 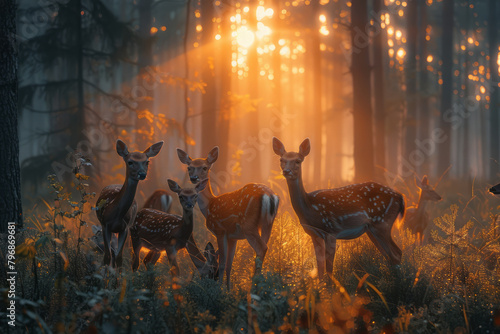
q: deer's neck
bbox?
[198,176,215,217]
[180,208,194,239]
[114,177,138,221]
[286,174,311,220]
[417,192,428,213]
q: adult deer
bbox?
[131,179,218,277]
[143,190,173,213]
[95,139,163,267]
[273,137,403,278]
[177,147,279,287]
[490,182,500,195]
[403,176,441,244]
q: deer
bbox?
[95,139,163,267]
[130,179,218,278]
[403,175,442,244]
[490,183,500,195]
[177,147,280,287]
[143,190,173,213]
[272,137,404,279]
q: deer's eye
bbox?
[295,160,301,164]
[203,167,208,171]
[127,161,133,166]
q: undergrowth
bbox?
[1,168,499,333]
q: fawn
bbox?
[403,175,441,244]
[131,179,217,278]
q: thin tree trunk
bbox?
[182,0,192,151]
[405,0,418,174]
[0,0,22,232]
[438,0,454,174]
[489,0,499,178]
[351,0,374,181]
[216,1,233,187]
[271,0,282,139]
[417,0,429,171]
[311,1,323,183]
[201,0,217,155]
[373,0,386,180]
[329,0,344,183]
[246,0,261,182]
[137,0,156,188]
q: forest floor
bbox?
[1,174,500,333]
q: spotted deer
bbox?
[177,147,279,287]
[95,140,163,267]
[490,183,500,195]
[143,190,173,213]
[403,176,442,244]
[273,137,403,278]
[130,179,218,277]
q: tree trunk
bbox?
[0,0,22,232]
[245,0,262,182]
[373,0,386,181]
[201,0,217,155]
[137,0,156,192]
[215,1,233,189]
[438,0,454,174]
[311,1,323,183]
[271,0,283,139]
[489,0,499,178]
[351,0,374,181]
[417,0,429,172]
[404,0,418,175]
[328,0,344,183]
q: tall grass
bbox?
[1,171,499,333]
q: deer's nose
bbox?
[185,202,194,209]
[283,169,292,175]
[138,172,147,180]
[190,175,199,183]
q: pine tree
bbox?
[19,0,137,184]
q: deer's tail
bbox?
[260,194,279,245]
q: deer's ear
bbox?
[207,146,219,164]
[299,138,311,157]
[177,148,192,165]
[196,178,209,193]
[272,137,286,157]
[116,140,129,157]
[415,176,422,188]
[421,175,429,186]
[144,141,164,158]
[167,179,182,193]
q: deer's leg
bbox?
[225,239,237,289]
[311,235,326,278]
[131,234,141,271]
[216,235,228,285]
[102,225,112,266]
[366,225,402,265]
[166,248,179,277]
[115,228,129,268]
[149,251,162,266]
[143,250,155,264]
[246,232,268,275]
[325,234,337,276]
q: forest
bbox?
[0,0,499,332]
